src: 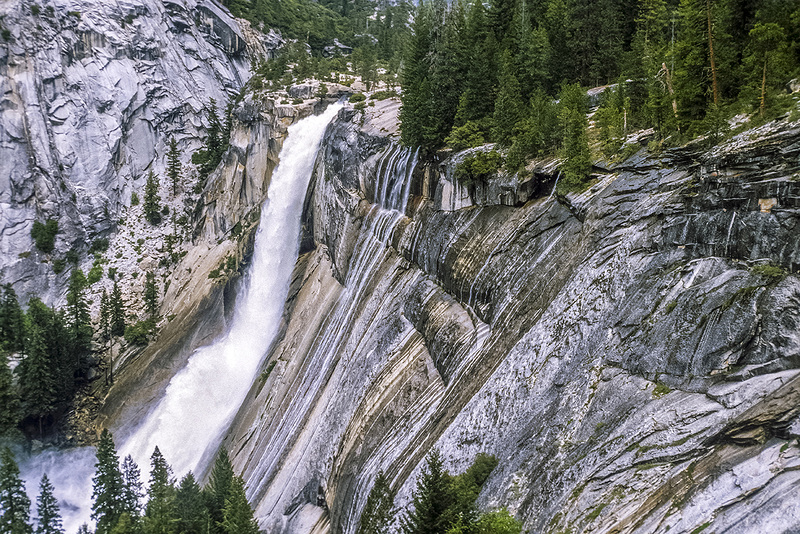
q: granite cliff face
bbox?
[222,105,800,533]
[0,0,280,308]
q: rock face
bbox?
[223,106,800,534]
[0,0,278,307]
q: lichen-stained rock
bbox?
[0,0,278,306]
[224,109,800,534]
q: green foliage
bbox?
[92,430,125,534]
[144,272,159,318]
[0,354,21,436]
[750,263,786,282]
[357,471,395,534]
[124,319,155,347]
[193,99,229,187]
[204,449,234,534]
[473,509,522,534]
[110,281,126,338]
[1,284,26,353]
[120,455,143,520]
[371,90,399,100]
[350,92,367,103]
[87,263,103,285]
[557,83,592,192]
[0,447,32,534]
[653,381,671,398]
[175,473,208,534]
[144,172,162,225]
[131,192,139,206]
[89,238,110,255]
[17,319,58,435]
[492,50,525,146]
[401,449,454,534]
[35,474,63,534]
[144,446,176,534]
[167,137,181,197]
[221,477,258,534]
[454,150,503,188]
[445,122,486,151]
[31,220,58,254]
[51,259,66,275]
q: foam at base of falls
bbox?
[20,104,343,533]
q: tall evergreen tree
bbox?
[110,281,126,338]
[0,353,21,436]
[17,319,57,436]
[66,269,92,358]
[99,290,111,342]
[220,477,258,534]
[120,455,143,520]
[175,473,208,534]
[743,22,791,116]
[144,273,159,318]
[557,83,592,191]
[0,284,25,353]
[203,449,234,534]
[92,430,125,534]
[492,50,525,146]
[34,474,63,534]
[144,172,162,226]
[400,450,455,534]
[0,447,32,534]
[400,0,434,148]
[144,447,175,534]
[356,471,395,534]
[166,138,181,197]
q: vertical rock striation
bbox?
[224,106,800,533]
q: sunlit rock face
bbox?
[224,106,800,533]
[0,0,278,306]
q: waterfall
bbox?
[20,104,343,533]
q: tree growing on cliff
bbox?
[34,474,63,534]
[557,83,592,192]
[0,447,32,534]
[110,281,126,338]
[166,138,181,197]
[400,450,455,534]
[144,171,162,225]
[144,272,159,318]
[92,430,125,534]
[357,471,395,534]
[0,354,20,436]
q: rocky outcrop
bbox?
[223,104,800,534]
[0,0,279,307]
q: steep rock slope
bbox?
[224,105,800,534]
[0,0,277,306]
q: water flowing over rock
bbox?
[221,107,800,533]
[0,0,278,306]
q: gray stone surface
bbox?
[223,110,800,534]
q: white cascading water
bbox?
[20,103,343,533]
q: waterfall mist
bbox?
[20,103,343,533]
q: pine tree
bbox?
[492,50,525,146]
[557,83,592,191]
[193,99,224,180]
[144,272,159,318]
[99,290,111,342]
[17,319,57,436]
[356,471,395,534]
[400,1,433,148]
[166,138,181,197]
[203,449,234,534]
[400,450,455,534]
[144,447,175,534]
[109,513,136,534]
[220,477,258,534]
[92,429,125,534]
[110,281,126,338]
[0,284,25,353]
[66,269,92,356]
[743,22,790,117]
[120,455,143,520]
[144,172,162,225]
[0,447,32,534]
[34,474,63,534]
[175,473,208,534]
[0,353,21,436]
